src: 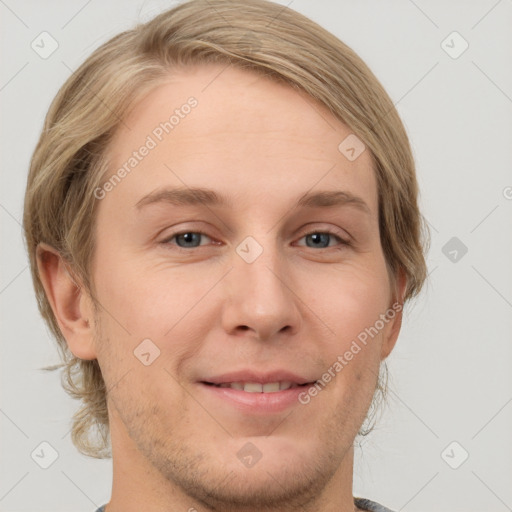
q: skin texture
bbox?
[38,63,405,512]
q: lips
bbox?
[198,370,318,413]
[200,370,317,393]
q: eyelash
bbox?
[160,229,351,252]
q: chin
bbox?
[198,439,337,509]
[182,457,331,512]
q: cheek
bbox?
[92,234,392,356]
[318,266,391,342]
[92,255,206,340]
[91,257,219,390]
[310,262,392,390]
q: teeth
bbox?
[244,382,263,393]
[214,381,299,392]
[262,382,280,393]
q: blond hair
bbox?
[23,0,429,458]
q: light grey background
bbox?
[1,1,511,511]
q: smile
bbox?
[203,381,312,392]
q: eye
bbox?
[162,231,213,249]
[160,229,350,252]
[296,230,350,250]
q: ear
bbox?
[380,268,407,361]
[36,243,97,360]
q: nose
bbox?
[220,238,302,342]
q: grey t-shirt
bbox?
[95,497,394,511]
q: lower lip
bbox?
[198,383,314,414]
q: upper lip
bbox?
[201,369,316,385]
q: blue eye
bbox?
[164,232,211,248]
[299,232,347,249]
[161,230,350,251]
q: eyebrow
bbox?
[135,187,371,214]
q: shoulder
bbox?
[94,500,391,512]
[355,497,396,512]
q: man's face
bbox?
[90,63,401,509]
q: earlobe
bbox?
[36,243,97,360]
[380,268,407,361]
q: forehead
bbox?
[103,63,377,216]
